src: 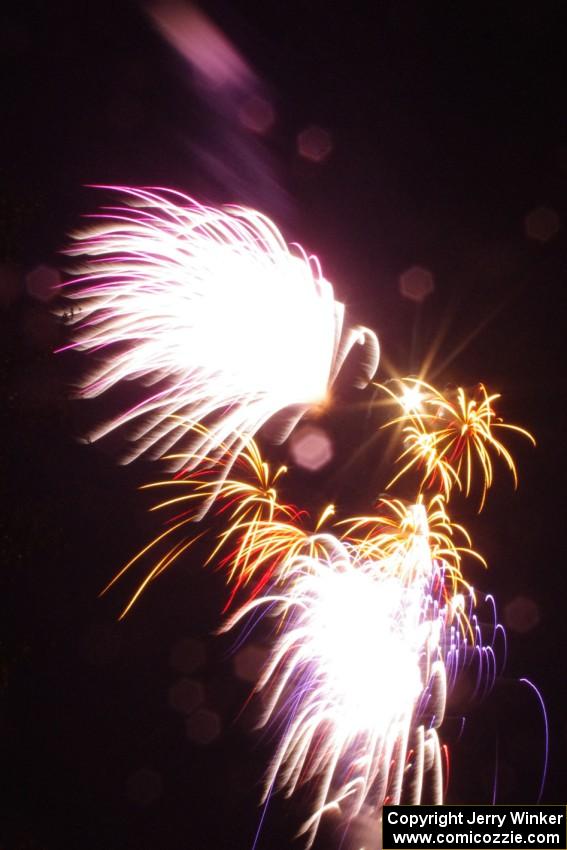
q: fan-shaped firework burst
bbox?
[61,186,379,510]
[222,498,498,847]
[379,378,535,508]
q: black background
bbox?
[1,2,566,849]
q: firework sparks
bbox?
[212,439,507,846]
[60,186,539,845]
[100,435,501,847]
[338,493,484,591]
[379,379,535,508]
[222,495,493,846]
[61,187,379,509]
[103,434,334,617]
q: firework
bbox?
[338,493,484,591]
[379,378,535,508]
[102,434,334,617]
[60,187,538,846]
[97,434,508,845]
[222,497,493,847]
[61,187,379,509]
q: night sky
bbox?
[2,2,566,849]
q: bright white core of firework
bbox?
[223,532,448,845]
[399,383,424,415]
[63,188,379,481]
[306,567,424,732]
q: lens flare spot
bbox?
[126,768,163,806]
[168,677,205,714]
[399,266,434,303]
[524,206,560,243]
[297,125,333,163]
[185,708,222,745]
[26,264,60,302]
[290,425,333,471]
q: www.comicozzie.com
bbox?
[382,805,567,849]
